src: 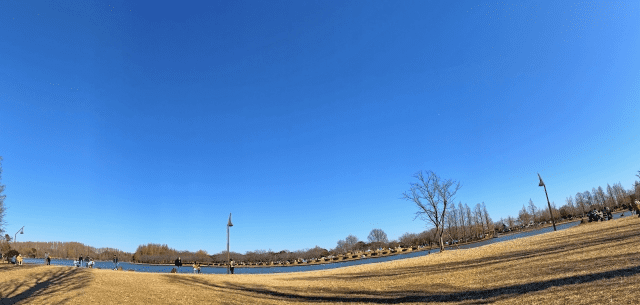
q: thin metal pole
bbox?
[227,224,230,274]
[543,185,557,231]
[14,226,24,243]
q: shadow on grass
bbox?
[164,265,640,303]
[299,220,640,282]
[0,266,93,304]
[0,264,42,274]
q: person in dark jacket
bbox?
[79,254,84,267]
[175,257,182,267]
[113,255,118,270]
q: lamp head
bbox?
[537,173,545,187]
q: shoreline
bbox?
[3,215,639,304]
[18,211,630,270]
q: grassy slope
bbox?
[2,216,639,304]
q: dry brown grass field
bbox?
[2,216,639,304]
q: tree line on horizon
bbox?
[498,180,637,230]
[2,162,639,264]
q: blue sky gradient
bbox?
[1,1,639,254]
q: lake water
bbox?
[23,211,628,274]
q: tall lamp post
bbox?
[538,173,557,231]
[14,226,24,243]
[227,213,233,274]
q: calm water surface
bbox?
[23,212,627,274]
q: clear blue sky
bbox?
[1,1,639,254]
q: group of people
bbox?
[73,254,119,269]
[76,254,95,268]
[172,257,237,274]
[587,206,613,222]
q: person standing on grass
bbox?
[113,254,118,270]
[230,259,235,274]
[79,254,83,268]
[175,257,182,267]
[17,254,23,265]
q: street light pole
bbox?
[227,213,233,274]
[538,173,557,231]
[14,226,24,243]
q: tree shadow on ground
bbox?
[0,266,93,304]
[164,265,640,304]
[0,264,42,274]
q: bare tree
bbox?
[402,170,461,251]
[593,187,606,209]
[606,184,617,207]
[565,196,575,215]
[334,239,348,254]
[583,191,593,210]
[575,192,587,216]
[474,203,484,238]
[518,204,530,226]
[367,229,388,244]
[481,202,493,237]
[457,202,467,242]
[445,205,460,243]
[613,182,628,205]
[527,199,537,223]
[345,234,358,247]
[506,216,516,229]
[635,171,640,202]
[399,232,418,246]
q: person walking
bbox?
[193,261,198,274]
[79,254,84,268]
[230,259,236,274]
[113,254,118,270]
[44,253,50,265]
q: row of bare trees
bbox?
[8,241,130,261]
[220,246,331,264]
[401,170,640,251]
[497,177,640,231]
[560,182,632,218]
[444,202,494,243]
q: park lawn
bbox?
[1,216,639,304]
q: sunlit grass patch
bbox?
[2,216,639,304]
